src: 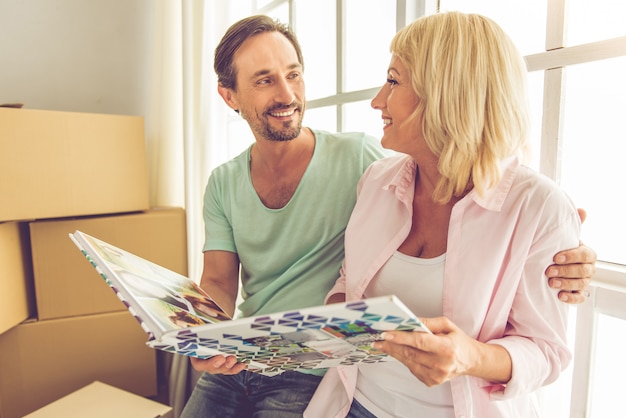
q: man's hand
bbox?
[547,208,597,304]
[189,355,247,375]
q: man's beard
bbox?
[244,103,304,142]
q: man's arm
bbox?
[198,250,240,318]
[189,250,246,375]
[547,208,597,304]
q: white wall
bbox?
[0,0,153,116]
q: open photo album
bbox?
[69,230,430,376]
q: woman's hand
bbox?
[373,317,512,386]
[189,355,247,375]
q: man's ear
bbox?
[217,84,240,113]
[577,208,587,224]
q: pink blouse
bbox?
[304,154,579,418]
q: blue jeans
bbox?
[346,399,378,418]
[180,370,323,418]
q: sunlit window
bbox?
[344,0,396,92]
[561,56,626,265]
[343,99,382,138]
[589,314,626,417]
[568,0,626,46]
[303,106,337,134]
[439,0,547,56]
[294,0,336,100]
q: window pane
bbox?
[527,71,545,170]
[227,118,254,157]
[560,56,626,265]
[568,0,626,46]
[343,99,382,140]
[255,0,279,9]
[264,2,289,22]
[590,314,626,417]
[295,0,337,99]
[344,0,396,92]
[303,105,337,133]
[438,0,547,56]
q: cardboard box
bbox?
[24,381,172,418]
[0,221,34,334]
[0,311,158,418]
[0,108,150,221]
[29,208,188,320]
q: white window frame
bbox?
[525,2,626,414]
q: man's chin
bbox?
[266,126,301,142]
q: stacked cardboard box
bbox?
[0,108,183,417]
[0,222,34,335]
[24,381,173,418]
[0,108,150,221]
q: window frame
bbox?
[526,4,626,413]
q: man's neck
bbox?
[249,127,315,209]
[250,127,315,171]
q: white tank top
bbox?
[355,251,454,418]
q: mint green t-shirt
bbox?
[202,129,387,317]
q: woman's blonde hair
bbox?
[391,11,530,203]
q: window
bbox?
[560,56,626,265]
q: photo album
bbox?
[69,230,430,376]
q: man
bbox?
[180,15,596,418]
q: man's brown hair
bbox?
[214,15,304,90]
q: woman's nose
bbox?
[371,84,388,110]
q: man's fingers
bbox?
[553,244,597,265]
[189,355,246,374]
[549,276,591,291]
[547,262,596,281]
[558,289,591,304]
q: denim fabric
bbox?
[180,370,322,418]
[346,399,378,418]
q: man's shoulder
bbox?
[211,147,249,174]
[311,129,383,152]
[312,128,373,143]
[205,148,250,192]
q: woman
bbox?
[305,12,579,418]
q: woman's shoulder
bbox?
[513,165,570,199]
[509,165,579,222]
[367,152,412,173]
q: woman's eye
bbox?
[387,78,397,86]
